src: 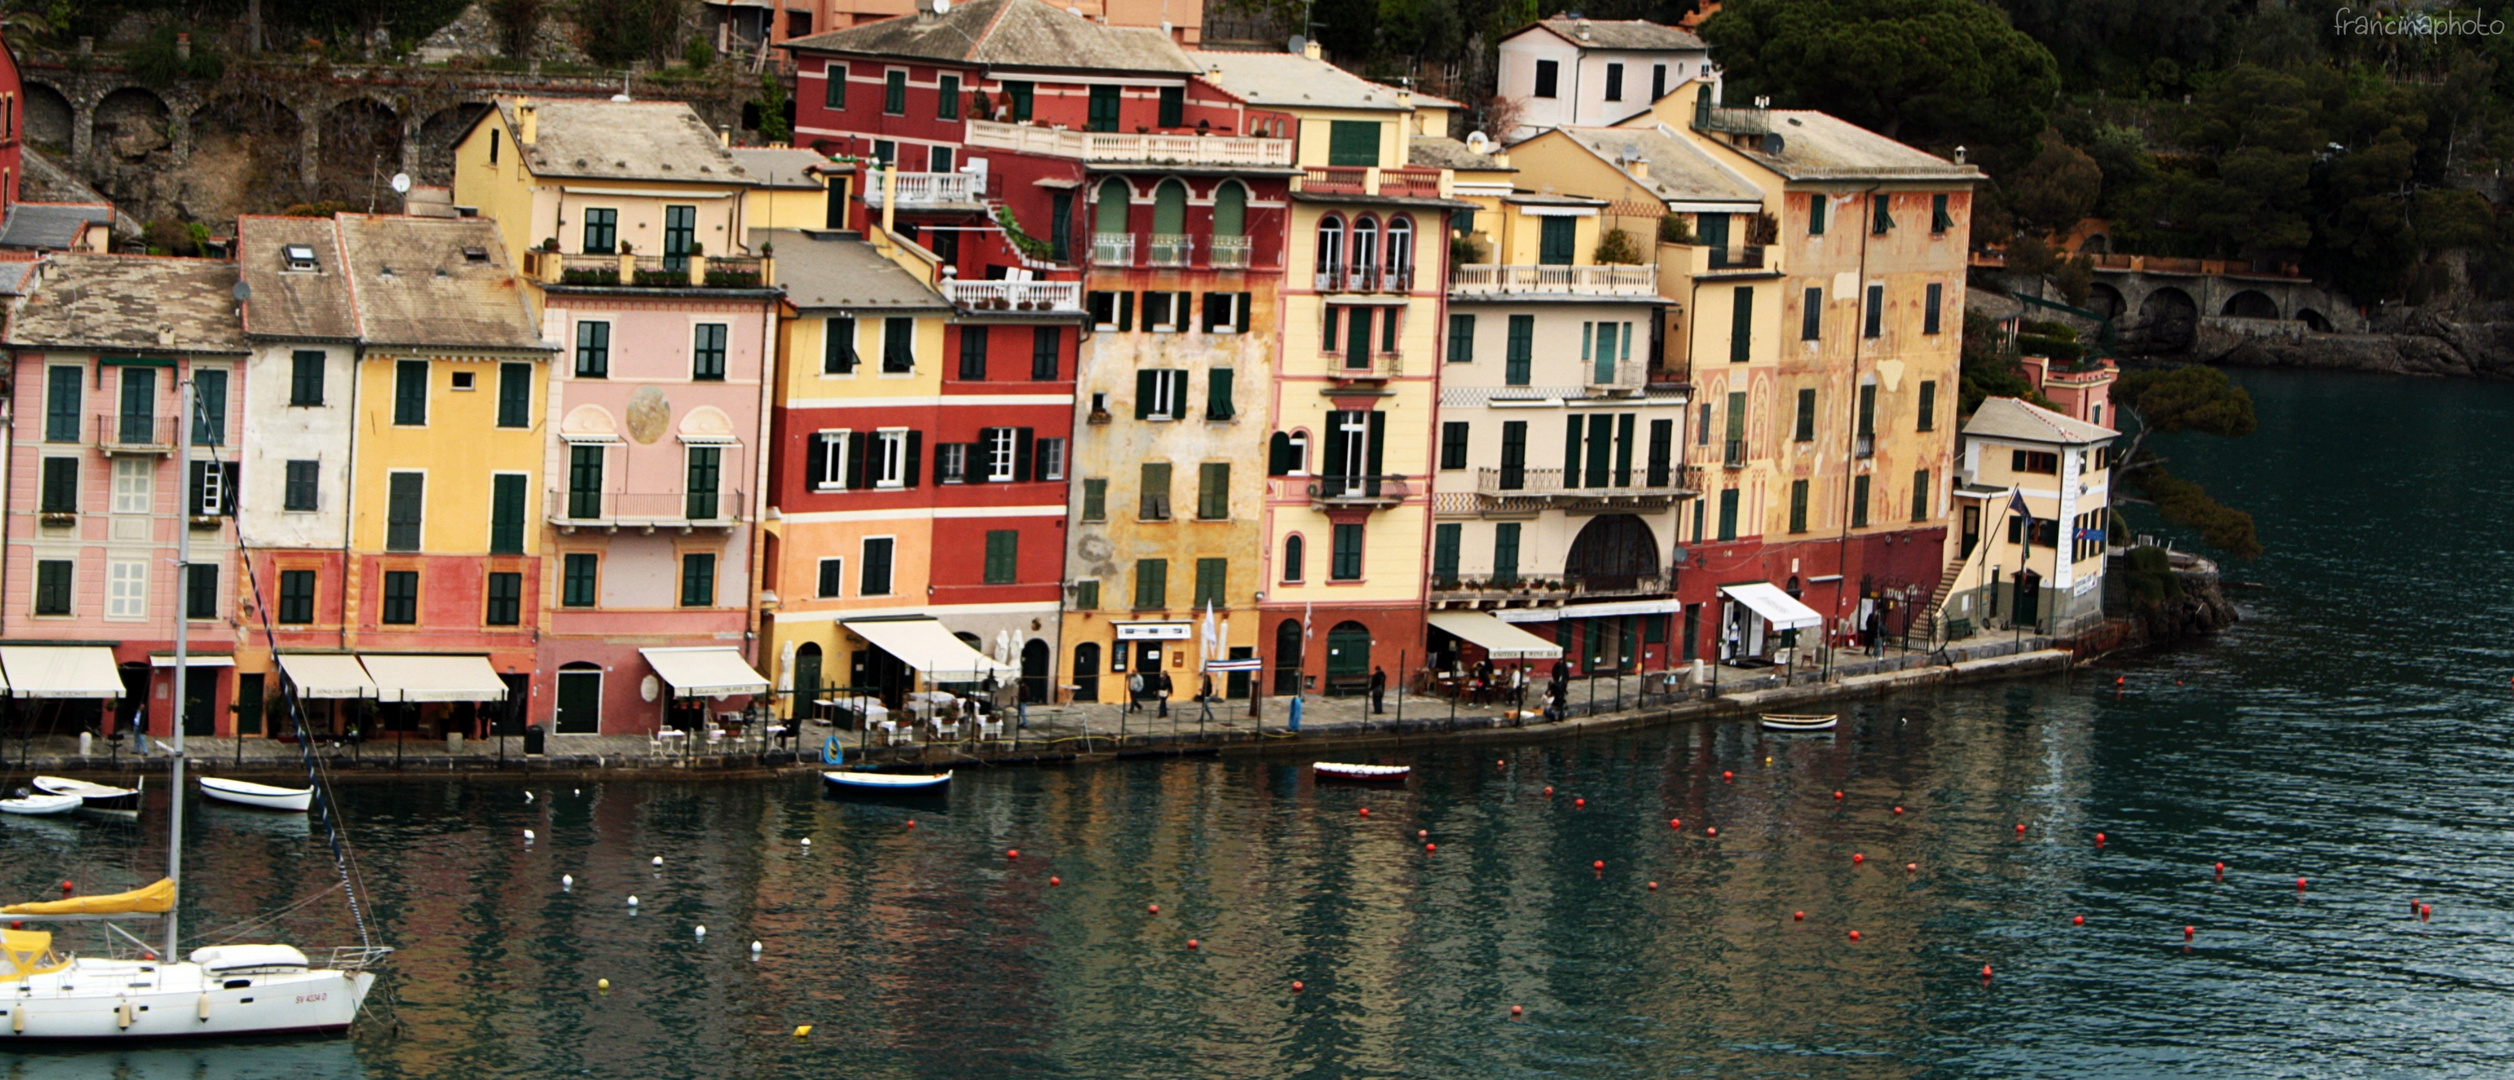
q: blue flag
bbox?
[2009,489,2030,523]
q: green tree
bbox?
[2110,364,2260,560]
[573,0,687,67]
[751,72,791,142]
[2006,128,2101,234]
[1702,0,2060,146]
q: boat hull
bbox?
[821,771,951,793]
[0,794,84,816]
[198,779,313,813]
[32,777,140,813]
[1757,713,1839,732]
[1313,764,1410,782]
[0,961,373,1041]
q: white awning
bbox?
[1721,582,1825,630]
[0,646,122,699]
[359,654,509,703]
[843,618,1016,680]
[1427,611,1564,660]
[640,647,769,698]
[149,654,235,667]
[279,655,377,699]
[1495,598,1682,622]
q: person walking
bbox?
[1127,670,1145,713]
[1369,666,1388,715]
[1155,669,1173,719]
[1866,609,1885,657]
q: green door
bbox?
[182,668,217,737]
[663,205,697,271]
[1325,622,1372,691]
[1539,217,1576,265]
[235,672,264,737]
[792,644,823,717]
[1088,85,1120,132]
[555,668,602,734]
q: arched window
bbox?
[1094,179,1132,263]
[1213,182,1246,237]
[1151,178,1188,266]
[1315,216,1345,289]
[1283,534,1305,582]
[1267,431,1295,476]
[1350,215,1379,288]
[1384,216,1414,288]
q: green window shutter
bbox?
[289,351,323,406]
[823,63,846,108]
[1500,421,1527,489]
[1198,462,1229,520]
[1364,411,1385,480]
[1562,414,1584,488]
[1808,193,1827,235]
[1872,193,1892,234]
[490,473,526,554]
[1493,523,1521,584]
[1729,287,1754,363]
[1506,315,1533,385]
[1539,217,1575,265]
[1213,183,1245,236]
[1153,180,1186,235]
[1140,462,1171,520]
[1789,478,1808,533]
[1327,120,1381,166]
[1135,559,1167,609]
[1931,193,1952,233]
[1864,284,1884,338]
[885,69,907,113]
[1917,380,1938,431]
[568,445,605,518]
[1717,489,1738,541]
[1646,419,1672,486]
[192,368,228,445]
[564,553,598,607]
[497,362,533,427]
[1193,557,1226,608]
[1432,523,1460,582]
[1135,370,1156,419]
[1912,469,1931,521]
[1614,414,1636,487]
[1075,580,1099,610]
[681,553,717,606]
[1851,474,1871,527]
[1448,313,1474,362]
[1206,368,1234,420]
[984,529,1018,584]
[1082,477,1107,521]
[1801,286,1823,341]
[1924,282,1944,334]
[1007,81,1033,121]
[386,472,424,551]
[1795,388,1816,442]
[394,360,428,424]
[1089,85,1121,132]
[45,366,81,442]
[1158,85,1184,128]
[938,74,960,119]
[39,457,76,513]
[1585,413,1612,488]
[686,447,722,520]
[1857,383,1877,436]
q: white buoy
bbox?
[750,940,763,954]
[801,838,812,847]
[652,856,664,868]
[525,791,535,802]
[523,829,535,842]
[694,925,707,940]
[562,874,574,891]
[627,895,640,908]
[573,788,581,796]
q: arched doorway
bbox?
[792,643,823,721]
[2221,289,2279,319]
[2296,308,2334,332]
[555,661,602,735]
[1565,514,1664,593]
[1021,639,1050,702]
[1273,619,1304,696]
[1073,642,1101,702]
[2134,287,2198,354]
[1325,621,1372,691]
[2086,282,2126,321]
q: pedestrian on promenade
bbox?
[1156,669,1173,719]
[1369,666,1388,714]
[1127,670,1145,713]
[1866,610,1885,657]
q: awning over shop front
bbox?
[640,647,770,699]
[359,654,509,703]
[1495,599,1681,623]
[1721,582,1825,630]
[149,653,235,667]
[277,655,377,700]
[0,646,122,698]
[1427,611,1565,660]
[843,617,1016,680]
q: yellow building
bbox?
[1942,397,2117,634]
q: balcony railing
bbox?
[1210,235,1253,269]
[1276,474,1411,509]
[1293,165,1446,199]
[942,278,1084,312]
[1146,233,1190,267]
[862,170,980,206]
[1706,246,1766,270]
[1450,263,1658,296]
[533,250,764,289]
[1093,232,1135,265]
[1326,350,1404,380]
[1314,265,1414,293]
[550,488,745,529]
[556,252,622,285]
[96,414,175,454]
[964,120,1295,166]
[1585,359,1649,393]
[1693,98,1772,136]
[1567,572,1670,599]
[1474,467,1690,502]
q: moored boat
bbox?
[33,775,141,812]
[0,791,83,816]
[1313,762,1411,782]
[198,776,315,812]
[822,770,952,793]
[1758,713,1839,732]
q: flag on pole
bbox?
[1201,602,1219,669]
[1303,600,1314,641]
[2009,488,2030,523]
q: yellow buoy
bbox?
[793,1024,813,1039]
[597,978,611,992]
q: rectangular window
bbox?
[1873,194,1893,234]
[1489,521,1523,584]
[1499,420,1527,490]
[938,443,968,484]
[692,323,728,380]
[567,445,604,517]
[394,360,428,425]
[1030,326,1060,380]
[872,429,912,488]
[1717,488,1739,541]
[1193,461,1230,520]
[1074,579,1099,610]
[938,74,960,119]
[1652,63,1667,101]
[861,539,895,597]
[1851,474,1871,527]
[490,473,527,553]
[33,559,71,616]
[1005,80,1034,122]
[286,350,325,407]
[1206,368,1235,420]
[485,571,522,626]
[1140,462,1173,521]
[1432,523,1460,582]
[1135,369,1186,420]
[282,459,319,511]
[45,366,80,441]
[381,570,418,624]
[1924,282,1944,335]
[582,207,618,253]
[1158,85,1184,128]
[497,362,532,427]
[1604,61,1624,101]
[574,321,610,377]
[1801,286,1823,341]
[1038,437,1065,481]
[1912,469,1931,521]
[186,460,235,517]
[183,563,218,620]
[2012,450,2060,474]
[278,569,316,624]
[686,447,721,520]
[680,553,717,607]
[1142,291,1179,333]
[1448,313,1474,362]
[983,529,1018,585]
[1440,421,1470,470]
[1539,217,1576,266]
[884,69,907,114]
[563,553,598,607]
[1330,523,1364,581]
[1505,314,1533,385]
[1918,380,1938,432]
[816,557,844,599]
[386,472,424,551]
[824,317,857,374]
[1931,193,1953,233]
[823,63,847,109]
[1809,193,1828,235]
[1864,284,1883,339]
[1089,291,1134,332]
[1193,557,1227,608]
[1789,478,1809,533]
[191,368,228,446]
[1725,391,1747,465]
[1857,383,1877,438]
[1134,558,1168,609]
[1327,120,1381,166]
[882,317,915,373]
[958,325,988,380]
[1534,59,1559,98]
[1730,287,1754,363]
[1646,418,1673,487]
[1081,478,1107,521]
[118,368,155,444]
[1794,388,1817,442]
[1088,85,1121,133]
[39,457,76,513]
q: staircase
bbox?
[1910,554,1970,645]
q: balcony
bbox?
[95,414,176,455]
[1324,350,1404,381]
[1430,576,1568,609]
[1146,233,1190,267]
[1472,467,1691,511]
[1566,572,1670,599]
[1210,235,1252,269]
[1724,439,1746,468]
[942,278,1083,313]
[1092,232,1135,265]
[1314,265,1414,293]
[1277,474,1411,510]
[1705,246,1765,271]
[1292,165,1446,199]
[861,170,980,207]
[963,120,1296,167]
[1449,263,1658,297]
[549,488,745,531]
[1693,98,1772,137]
[530,250,766,290]
[1584,359,1649,395]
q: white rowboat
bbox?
[199,777,314,812]
[1758,713,1839,732]
[1313,762,1411,781]
[822,770,952,792]
[0,792,83,816]
[33,775,140,812]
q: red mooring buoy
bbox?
[1359,808,1369,818]
[2073,915,2085,926]
[1793,911,1805,921]
[1510,1004,1523,1016]
[1705,827,1718,837]
[1187,939,1199,949]
[1905,863,1917,874]
[1049,876,1062,887]
[2421,904,2432,921]
[1670,818,1682,830]
[2095,833,2106,847]
[1148,904,1160,915]
[1982,964,1993,980]
[1893,806,1904,815]
[1291,980,1304,994]
[1007,849,1020,860]
[1426,843,1437,853]
[1852,853,1865,865]
[1848,930,1861,941]
[1543,786,1554,797]
[2298,877,2308,892]
[1833,791,1844,801]
[2184,925,2196,940]
[2215,862,2226,880]
[1722,771,1734,782]
[2014,823,2026,836]
[1592,860,1605,871]
[1574,798,1586,809]
[1648,881,1659,891]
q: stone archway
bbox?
[192,91,309,218]
[318,97,405,206]
[2085,281,2126,321]
[2220,289,2279,319]
[2295,307,2333,333]
[22,82,72,152]
[1565,513,1663,592]
[2132,286,2198,354]
[93,87,174,165]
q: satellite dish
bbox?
[231,282,252,303]
[1619,144,1643,163]
[390,172,412,194]
[935,0,949,12]
[1465,131,1490,153]
[1288,34,1308,54]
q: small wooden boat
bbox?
[1758,713,1839,732]
[821,770,952,793]
[199,776,314,812]
[1313,762,1411,782]
[34,775,141,812]
[0,791,85,816]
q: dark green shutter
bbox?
[1206,368,1233,419]
[1789,479,1808,533]
[1646,419,1672,486]
[1500,421,1526,490]
[1585,414,1612,488]
[1327,120,1380,166]
[1506,315,1533,385]
[1493,523,1520,584]
[497,362,532,427]
[1730,287,1754,363]
[1614,414,1635,487]
[1562,415,1583,488]
[1432,524,1460,581]
[1198,462,1229,519]
[1136,370,1157,419]
[1364,411,1384,483]
[491,473,526,553]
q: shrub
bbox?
[1592,228,1644,265]
[1657,215,1693,244]
[1450,233,1485,266]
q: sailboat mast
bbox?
[165,377,192,961]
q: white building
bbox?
[1941,397,2118,636]
[1495,17,1716,141]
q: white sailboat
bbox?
[0,378,388,1041]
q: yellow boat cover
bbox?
[0,930,64,979]
[2,878,175,916]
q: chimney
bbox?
[1630,159,1649,179]
[1303,40,1322,60]
[518,99,539,147]
[1396,90,1413,109]
[718,124,732,148]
